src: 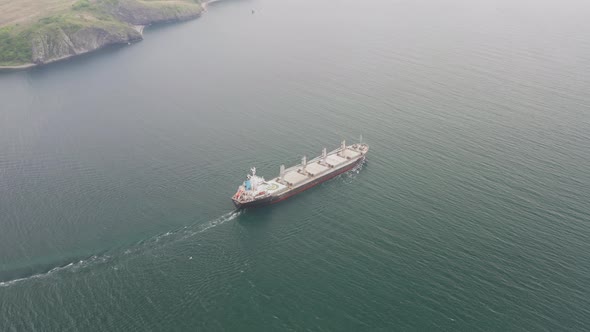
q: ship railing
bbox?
[281,150,334,174]
[273,144,363,181]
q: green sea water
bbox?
[1,0,590,330]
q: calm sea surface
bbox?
[1,0,590,330]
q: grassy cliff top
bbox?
[0,0,202,66]
[0,0,78,28]
[0,0,201,28]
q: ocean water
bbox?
[1,0,590,330]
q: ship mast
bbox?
[301,155,307,174]
[338,140,346,156]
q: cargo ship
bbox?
[232,141,369,209]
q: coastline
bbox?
[0,63,36,71]
[0,38,142,71]
[0,0,208,72]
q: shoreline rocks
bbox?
[0,0,204,71]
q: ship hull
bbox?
[233,157,363,209]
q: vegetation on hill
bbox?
[0,0,203,67]
[0,27,32,65]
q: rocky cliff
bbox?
[105,0,203,26]
[0,0,203,68]
[31,22,143,64]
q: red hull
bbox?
[233,157,363,209]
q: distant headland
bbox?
[0,0,210,70]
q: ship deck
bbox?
[267,144,366,192]
[233,143,368,206]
